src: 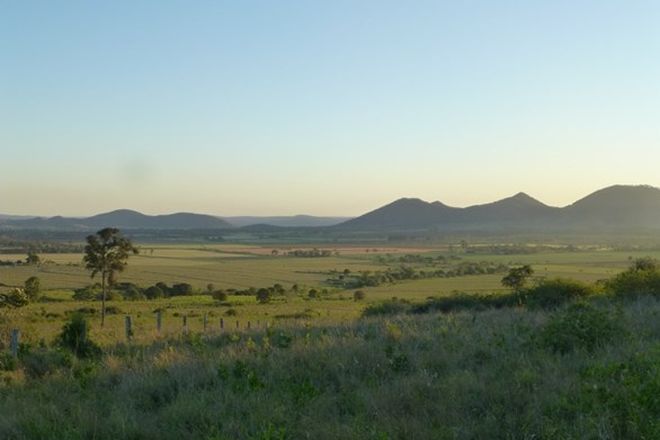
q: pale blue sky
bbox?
[2,1,659,216]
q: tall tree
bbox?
[83,228,138,326]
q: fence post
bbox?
[156,310,162,334]
[183,315,188,334]
[10,329,19,358]
[236,320,239,330]
[220,318,224,331]
[203,314,208,332]
[125,316,133,342]
[247,321,251,330]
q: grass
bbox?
[0,296,658,439]
[0,245,656,346]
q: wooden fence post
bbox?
[156,310,162,334]
[183,315,188,334]
[125,316,133,342]
[247,321,251,330]
[236,320,239,330]
[203,314,208,332]
[10,329,19,358]
[220,318,224,331]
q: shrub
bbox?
[122,285,145,301]
[20,349,73,379]
[578,348,660,439]
[256,288,271,304]
[212,290,228,301]
[105,306,122,315]
[72,286,98,301]
[0,288,29,309]
[0,353,17,371]
[411,292,516,314]
[362,299,409,317]
[170,283,194,296]
[224,308,238,317]
[539,302,623,354]
[56,314,102,358]
[24,276,41,300]
[525,278,596,309]
[144,285,164,300]
[606,267,660,298]
[353,290,366,301]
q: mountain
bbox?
[458,193,560,226]
[224,215,351,228]
[6,209,231,230]
[0,214,36,221]
[562,185,660,229]
[339,198,458,230]
[338,185,660,232]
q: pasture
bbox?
[1,243,659,346]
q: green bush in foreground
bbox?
[525,278,596,309]
[56,313,101,359]
[539,302,623,354]
[0,297,657,439]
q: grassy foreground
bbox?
[0,297,658,439]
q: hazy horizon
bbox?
[1,183,657,219]
[3,1,660,217]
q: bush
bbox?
[362,299,409,317]
[606,267,660,298]
[0,288,29,309]
[56,314,102,358]
[170,283,194,296]
[256,288,271,304]
[0,353,17,371]
[212,290,228,301]
[20,349,73,379]
[122,285,145,301]
[525,278,596,309]
[72,286,98,301]
[411,292,516,314]
[24,276,41,300]
[578,348,660,439]
[105,306,122,315]
[353,290,366,301]
[539,303,623,354]
[144,285,164,300]
[224,308,238,317]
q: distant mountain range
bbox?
[2,185,660,233]
[0,210,350,230]
[1,210,231,230]
[338,185,660,232]
[225,215,351,228]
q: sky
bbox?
[2,1,660,217]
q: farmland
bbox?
[2,243,660,346]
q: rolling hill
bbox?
[224,215,351,228]
[4,209,232,230]
[338,185,660,232]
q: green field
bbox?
[2,244,659,346]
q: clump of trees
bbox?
[328,261,509,289]
[73,281,197,302]
[605,257,660,298]
[285,248,334,258]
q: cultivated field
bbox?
[1,243,659,346]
